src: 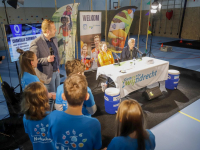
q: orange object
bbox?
[179,39,183,43]
[128,9,132,14]
[98,50,114,67]
[161,43,163,47]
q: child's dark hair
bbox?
[65,59,85,76]
[17,49,36,77]
[116,99,150,150]
[61,16,69,22]
[63,74,88,106]
[21,82,50,120]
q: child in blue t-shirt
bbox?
[48,74,102,150]
[106,99,156,150]
[17,49,53,99]
[55,59,96,116]
[21,82,54,150]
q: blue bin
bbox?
[104,88,121,114]
[104,100,120,114]
[165,70,180,90]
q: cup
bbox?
[51,92,56,100]
[130,62,133,66]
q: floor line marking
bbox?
[179,111,200,122]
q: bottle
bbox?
[133,57,136,66]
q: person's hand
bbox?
[101,148,107,150]
[58,68,60,73]
[48,93,53,99]
[47,55,55,62]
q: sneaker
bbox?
[101,83,107,92]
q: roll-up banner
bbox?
[52,3,79,64]
[108,6,137,53]
[80,12,102,71]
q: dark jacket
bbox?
[120,45,143,61]
[30,34,60,84]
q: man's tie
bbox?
[130,50,133,59]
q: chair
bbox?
[0,81,26,150]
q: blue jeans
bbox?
[45,71,60,92]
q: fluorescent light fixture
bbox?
[158,3,162,9]
[152,1,159,9]
[151,9,157,13]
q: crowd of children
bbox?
[18,43,156,149]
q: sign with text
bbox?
[10,34,41,62]
[80,12,101,70]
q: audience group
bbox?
[17,19,155,150]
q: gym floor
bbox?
[0,35,200,149]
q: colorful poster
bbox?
[52,3,79,64]
[80,12,102,70]
[108,6,137,53]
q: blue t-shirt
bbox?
[48,110,102,150]
[21,72,40,90]
[56,84,95,116]
[107,129,155,150]
[23,113,54,150]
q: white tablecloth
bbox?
[96,57,169,98]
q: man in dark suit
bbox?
[30,19,61,92]
[121,38,143,61]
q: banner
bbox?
[10,34,41,62]
[52,3,79,64]
[10,24,22,37]
[108,6,137,53]
[80,12,101,70]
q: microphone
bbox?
[112,52,120,66]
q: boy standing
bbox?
[48,74,102,150]
[55,59,96,116]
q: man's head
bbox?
[42,19,56,38]
[94,35,100,48]
[65,59,85,77]
[128,38,135,49]
[62,74,88,106]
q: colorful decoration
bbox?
[149,21,151,26]
[108,7,136,52]
[148,30,152,34]
[166,10,173,20]
[145,12,149,16]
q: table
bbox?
[96,57,169,98]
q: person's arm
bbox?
[98,53,104,66]
[30,40,49,66]
[85,87,97,115]
[54,86,64,111]
[58,26,61,34]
